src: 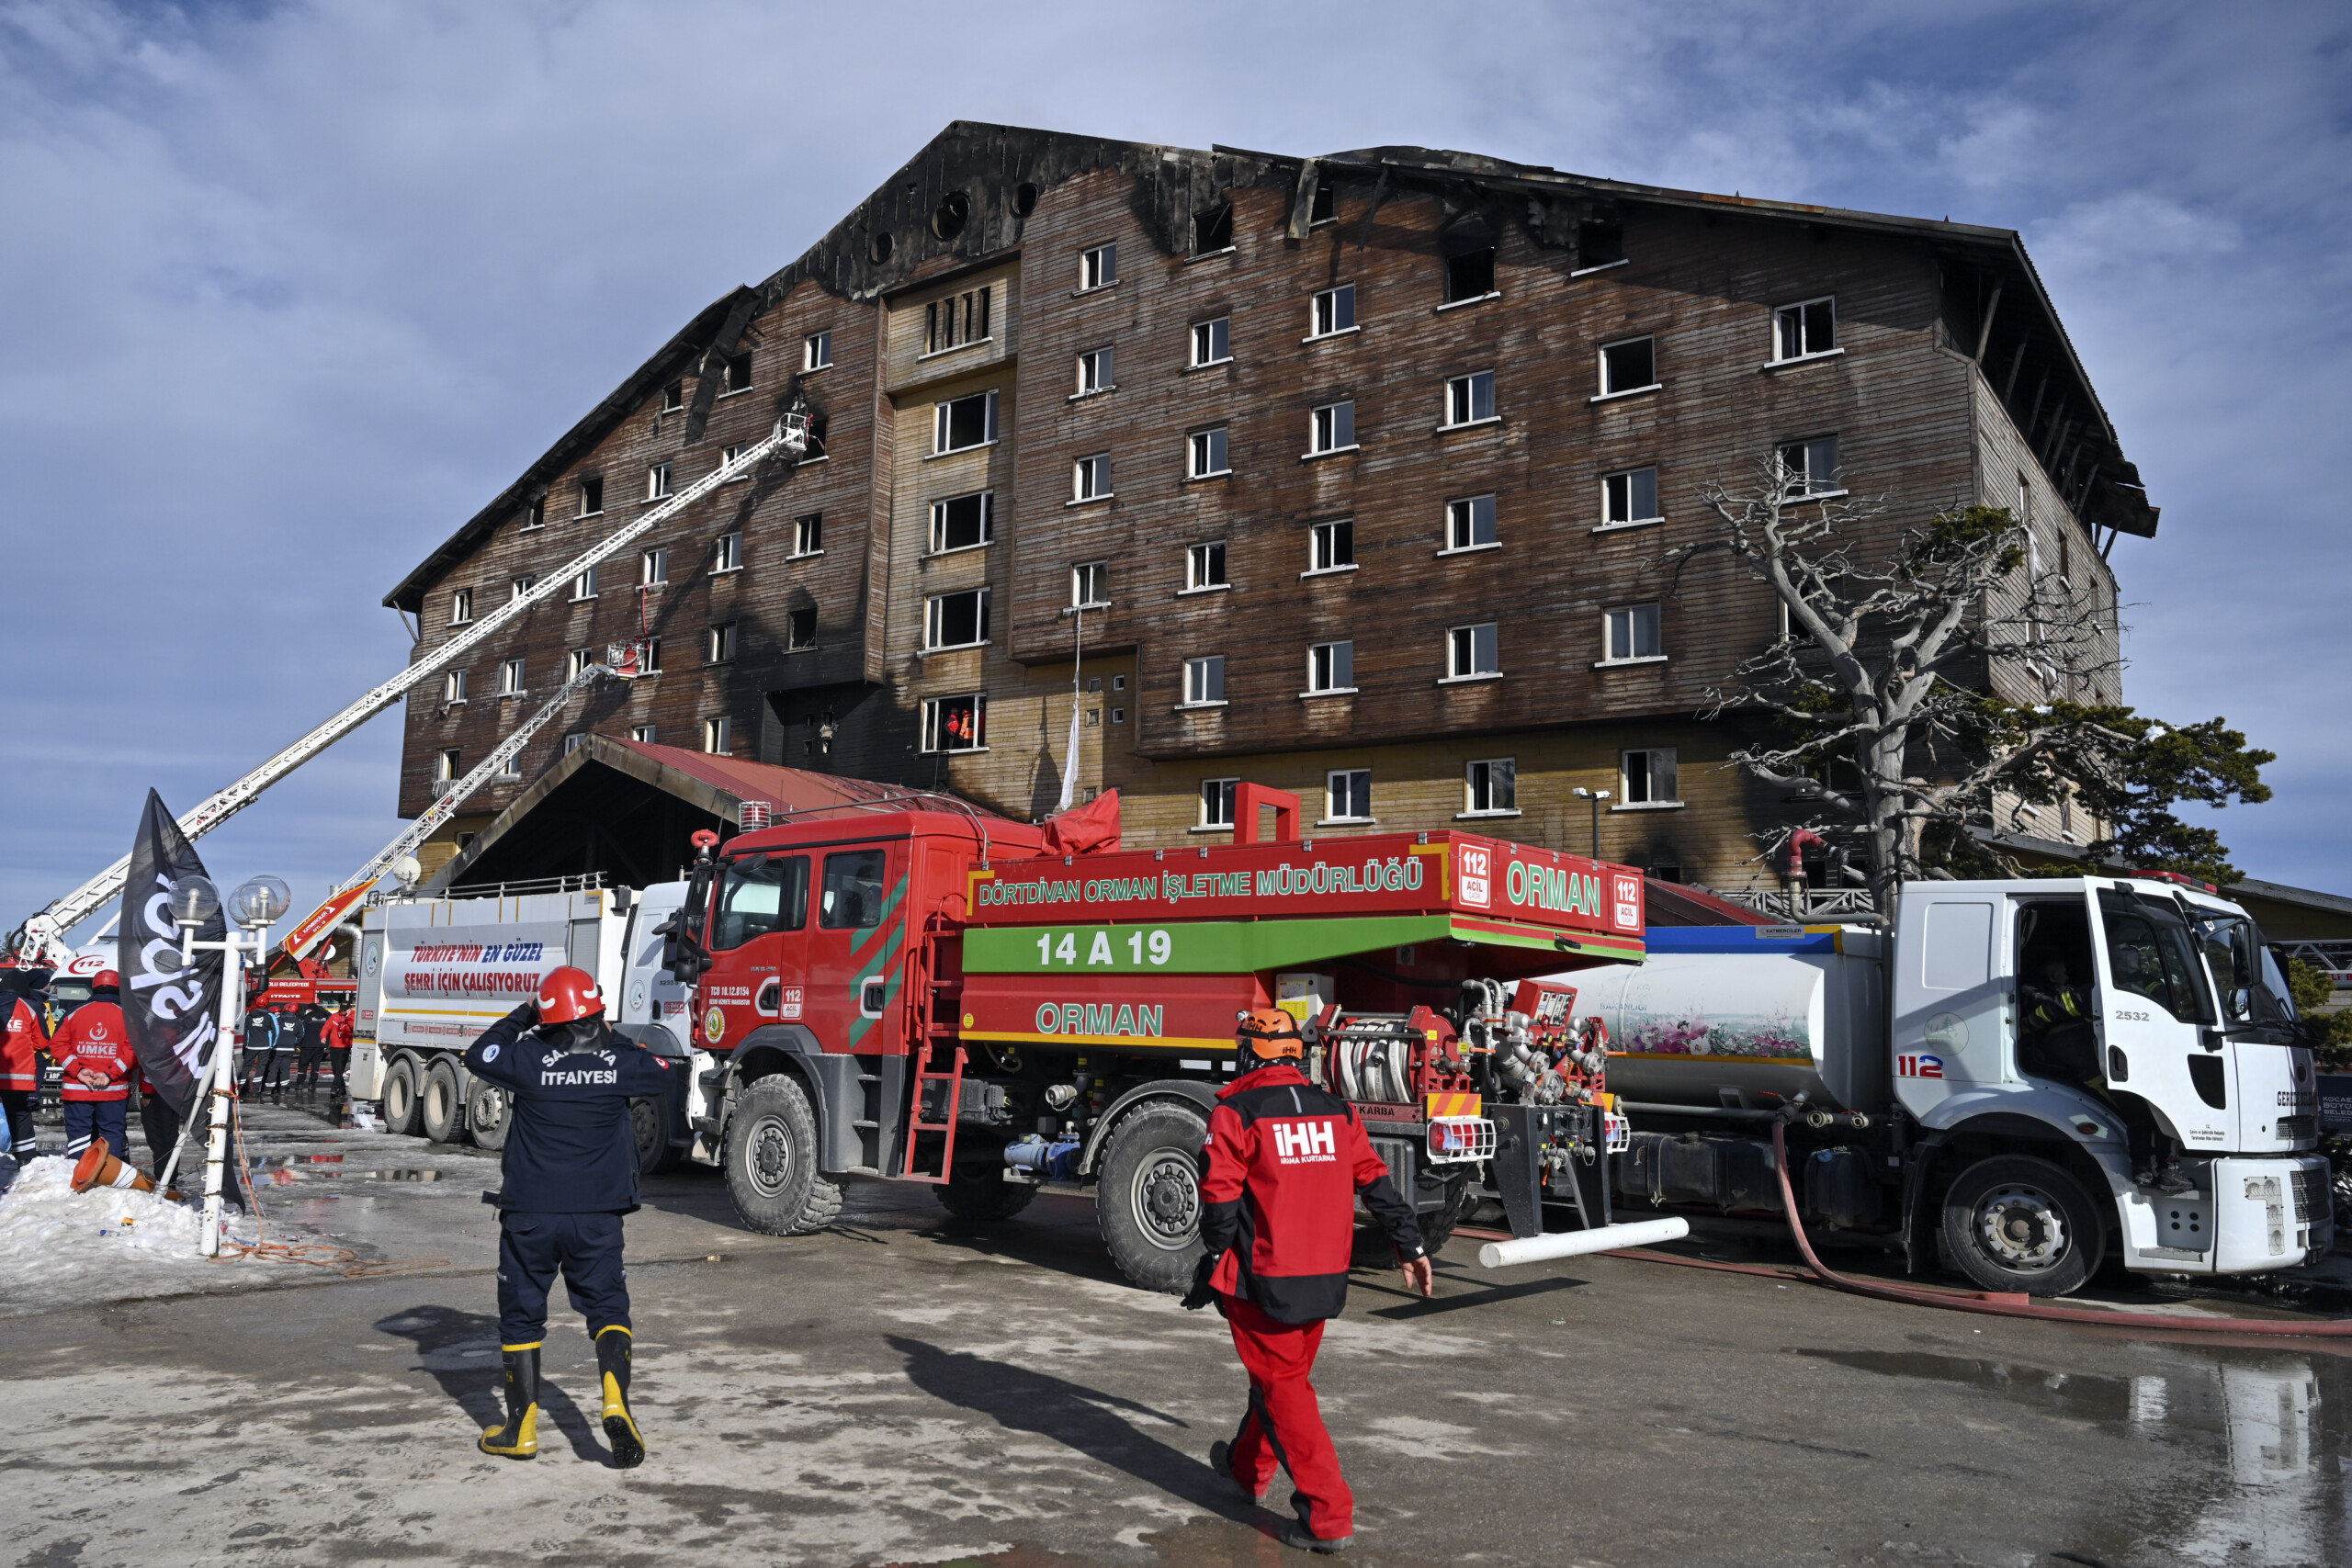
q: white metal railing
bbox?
[1708,886,1881,921]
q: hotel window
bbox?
[1182,656,1226,705]
[563,734,586,756]
[925,588,990,650]
[1191,316,1230,367]
[929,491,993,553]
[1446,623,1499,679]
[436,749,460,782]
[1075,345,1114,396]
[786,607,817,650]
[794,513,823,556]
[1310,284,1355,338]
[704,716,733,753]
[1443,371,1496,427]
[1603,603,1663,662]
[631,724,656,744]
[1200,778,1238,829]
[1079,243,1117,291]
[1623,748,1679,805]
[713,532,741,571]
[804,331,831,371]
[706,623,737,664]
[926,287,991,354]
[1777,435,1842,497]
[569,648,594,679]
[661,381,684,413]
[1306,640,1354,694]
[510,574,537,604]
[442,671,468,705]
[1445,494,1498,551]
[1603,467,1662,527]
[1443,247,1496,304]
[647,462,673,501]
[640,637,663,673]
[1187,426,1229,479]
[933,389,998,453]
[1309,518,1354,572]
[577,475,603,516]
[1071,562,1110,610]
[500,658,526,695]
[1600,336,1657,396]
[1186,540,1227,591]
[1327,769,1372,822]
[640,547,668,585]
[1465,758,1517,815]
[1192,203,1233,254]
[1309,400,1356,454]
[448,588,474,625]
[519,500,545,531]
[569,567,596,601]
[721,351,752,394]
[1072,452,1113,502]
[921,694,988,753]
[1773,298,1837,360]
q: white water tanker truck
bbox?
[1570,872,2327,1296]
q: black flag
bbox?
[120,789,225,1117]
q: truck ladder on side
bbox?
[900,1040,967,1184]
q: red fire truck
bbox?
[666,785,1647,1289]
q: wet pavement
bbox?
[0,1100,2347,1566]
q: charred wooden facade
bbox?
[384,123,2152,890]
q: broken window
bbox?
[1311,179,1336,225]
[1776,434,1842,496]
[1079,243,1116,291]
[1603,467,1661,526]
[1577,221,1624,268]
[631,725,656,744]
[1447,623,1500,679]
[578,475,604,516]
[1310,518,1354,572]
[1183,656,1226,705]
[1310,284,1355,338]
[641,637,662,673]
[1186,540,1227,591]
[1774,298,1837,361]
[443,671,468,705]
[706,623,736,664]
[448,588,474,626]
[922,694,988,753]
[647,462,673,501]
[662,380,684,413]
[1443,248,1496,304]
[1072,453,1112,502]
[714,533,741,571]
[569,648,594,679]
[1600,337,1656,396]
[1306,640,1354,694]
[721,442,750,465]
[1466,758,1517,815]
[804,332,831,371]
[1603,604,1662,662]
[1444,371,1496,426]
[704,716,732,755]
[1445,494,1498,551]
[794,513,823,556]
[925,588,989,649]
[1193,203,1233,255]
[926,287,991,354]
[1200,777,1238,828]
[1071,561,1109,609]
[1076,345,1113,395]
[933,389,998,453]
[1309,400,1355,454]
[932,191,970,241]
[1327,770,1372,822]
[510,575,537,603]
[1191,317,1230,367]
[1622,748,1679,805]
[436,749,460,782]
[786,607,816,650]
[929,491,993,553]
[1187,426,1229,479]
[722,351,752,394]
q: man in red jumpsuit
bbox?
[45,970,133,1162]
[1184,1007,1432,1554]
[1,960,50,1163]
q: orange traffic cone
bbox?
[70,1139,182,1201]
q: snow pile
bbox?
[0,1156,265,1312]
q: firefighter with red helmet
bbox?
[463,964,674,1466]
[1,959,51,1164]
[1184,1006,1433,1554]
[44,971,133,1163]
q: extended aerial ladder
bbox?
[11,404,812,965]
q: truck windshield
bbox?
[2099,897,2216,1025]
[2189,910,2299,1033]
[712,854,809,949]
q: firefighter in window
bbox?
[1183,1006,1432,1554]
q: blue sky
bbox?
[3,0,2346,941]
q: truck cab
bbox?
[1894,874,2324,1280]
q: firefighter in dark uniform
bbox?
[1183,1007,1432,1554]
[464,965,674,1465]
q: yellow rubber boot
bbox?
[479,1345,540,1459]
[596,1326,644,1468]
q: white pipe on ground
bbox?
[1476,1216,1690,1269]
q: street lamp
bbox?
[1571,787,1612,859]
[162,872,291,1257]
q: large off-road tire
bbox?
[1096,1101,1210,1293]
[632,1096,684,1175]
[1414,1168,1476,1254]
[420,1057,468,1145]
[468,1077,510,1152]
[934,1166,1037,1224]
[381,1054,424,1137]
[723,1075,842,1235]
[1940,1155,2105,1298]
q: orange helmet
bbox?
[1236,1006,1305,1060]
[536,965,605,1024]
[91,970,120,991]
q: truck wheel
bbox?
[381,1055,424,1137]
[1416,1169,1476,1254]
[1940,1156,2104,1298]
[1097,1102,1209,1293]
[632,1097,684,1175]
[468,1079,511,1152]
[724,1075,839,1236]
[935,1168,1037,1224]
[420,1058,467,1145]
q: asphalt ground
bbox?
[2,1100,2347,1568]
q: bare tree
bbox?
[1657,464,2268,914]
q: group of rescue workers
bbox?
[465,966,1421,1552]
[0,957,353,1184]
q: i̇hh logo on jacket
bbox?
[1272,1120,1337,1164]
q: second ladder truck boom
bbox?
[11,405,811,965]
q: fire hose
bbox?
[1595,1121,2352,1339]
